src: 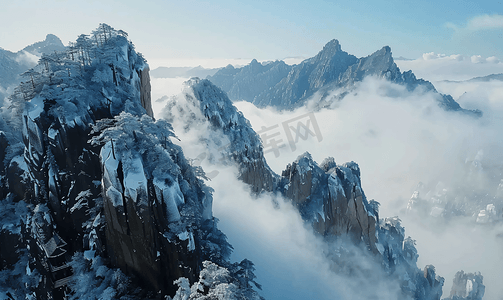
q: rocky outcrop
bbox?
[139,66,154,118]
[99,138,200,293]
[163,78,278,193]
[166,80,379,250]
[280,154,377,250]
[445,271,485,300]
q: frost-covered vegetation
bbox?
[0,24,263,300]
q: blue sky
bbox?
[1,0,501,65]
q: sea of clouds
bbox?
[151,55,503,299]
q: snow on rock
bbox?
[101,141,123,204]
[163,78,278,193]
[123,156,148,206]
[153,177,183,222]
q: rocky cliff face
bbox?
[208,39,481,116]
[139,66,154,118]
[280,154,378,251]
[94,114,209,294]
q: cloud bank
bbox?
[152,72,503,299]
[396,55,503,82]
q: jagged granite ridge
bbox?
[208,39,481,116]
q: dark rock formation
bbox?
[280,154,377,251]
[139,66,154,118]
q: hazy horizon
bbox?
[1,0,502,69]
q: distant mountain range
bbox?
[440,73,503,83]
[150,65,220,78]
[208,40,481,116]
[22,33,66,55]
[0,34,65,102]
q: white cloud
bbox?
[422,52,467,61]
[449,54,465,61]
[447,14,503,32]
[471,55,485,64]
[486,56,500,64]
[14,50,39,67]
[467,14,503,31]
[396,55,503,81]
[420,52,499,65]
[422,52,444,60]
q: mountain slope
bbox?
[209,59,292,104]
